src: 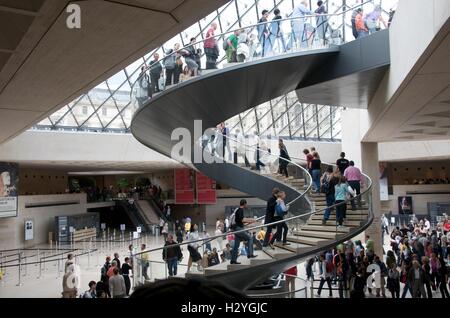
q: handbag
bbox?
[347,185,356,197]
[400,272,407,284]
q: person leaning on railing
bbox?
[162,234,183,277]
[262,188,280,248]
[225,30,240,63]
[204,22,219,69]
[268,191,290,247]
[163,43,181,86]
[140,244,150,281]
[230,199,258,264]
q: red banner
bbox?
[174,169,195,204]
[196,172,216,204]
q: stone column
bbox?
[361,142,383,258]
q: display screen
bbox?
[0,162,18,218]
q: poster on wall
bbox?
[0,162,19,218]
[174,169,195,204]
[398,196,413,214]
[379,162,389,201]
[25,220,34,241]
[196,172,217,204]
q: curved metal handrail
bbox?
[199,131,313,208]
[140,0,375,70]
[132,172,372,257]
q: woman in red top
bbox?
[303,148,313,174]
[284,266,298,298]
[443,219,450,233]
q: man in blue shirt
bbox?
[290,0,313,49]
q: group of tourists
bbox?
[62,250,133,298]
[136,2,393,104]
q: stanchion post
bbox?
[23,251,27,277]
[57,257,61,279]
[164,259,168,279]
[87,248,91,269]
[37,249,41,279]
[16,252,23,286]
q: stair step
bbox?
[311,214,366,221]
[314,210,369,216]
[307,219,360,227]
[293,230,337,239]
[262,245,294,259]
[308,194,326,198]
[286,235,328,246]
[288,180,305,184]
[273,242,314,253]
[313,202,368,206]
[203,261,230,275]
[300,225,350,233]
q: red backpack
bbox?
[326,260,334,273]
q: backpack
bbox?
[275,202,285,217]
[320,175,330,193]
[326,261,334,273]
[164,51,176,69]
[229,208,239,229]
[222,38,229,51]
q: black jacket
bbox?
[280,147,290,161]
[265,195,277,224]
[162,241,183,261]
[149,59,162,75]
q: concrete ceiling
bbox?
[296,30,391,109]
[0,0,227,144]
[364,12,450,142]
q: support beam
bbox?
[0,5,40,16]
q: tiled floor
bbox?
[0,231,446,298]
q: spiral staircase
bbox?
[129,9,389,290]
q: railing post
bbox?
[16,252,22,286]
[342,0,347,43]
[56,257,61,279]
[37,249,41,279]
[164,260,168,279]
[87,241,91,269]
[310,281,314,298]
[23,251,27,277]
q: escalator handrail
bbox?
[133,172,372,256]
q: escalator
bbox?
[129,5,379,291]
[116,200,153,233]
[134,199,160,224]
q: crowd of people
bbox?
[307,216,450,299]
[136,2,393,101]
[61,250,133,298]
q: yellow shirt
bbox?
[141,251,149,262]
[185,222,191,232]
[256,230,266,241]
